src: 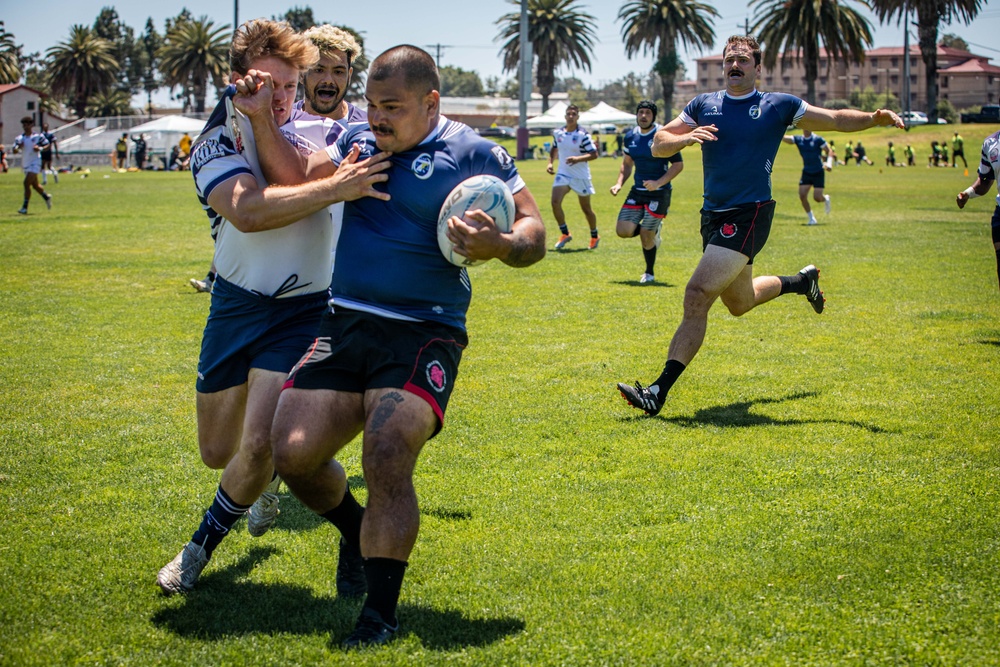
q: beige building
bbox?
[692,44,1000,112]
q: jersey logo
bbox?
[191,139,227,171]
[721,222,738,238]
[426,360,447,393]
[649,201,659,212]
[749,105,761,120]
[491,145,514,170]
[412,153,434,179]
[704,105,723,117]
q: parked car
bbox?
[902,111,928,126]
[477,126,516,138]
[960,105,1000,123]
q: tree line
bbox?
[0,0,986,123]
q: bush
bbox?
[936,98,959,123]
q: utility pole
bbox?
[234,0,239,32]
[424,43,451,69]
[903,3,911,122]
[517,0,532,160]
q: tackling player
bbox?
[610,100,684,283]
[617,35,904,416]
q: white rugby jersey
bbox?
[976,130,1000,206]
[12,131,47,172]
[552,126,596,180]
[190,88,339,297]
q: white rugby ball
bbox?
[437,175,515,267]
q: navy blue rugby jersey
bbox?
[623,123,682,190]
[326,116,525,331]
[792,133,828,172]
[680,90,806,210]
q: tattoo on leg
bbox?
[370,391,404,431]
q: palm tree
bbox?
[869,0,984,121]
[618,0,719,121]
[751,0,873,106]
[46,25,119,119]
[85,88,136,117]
[0,24,21,84]
[496,0,598,113]
[158,16,229,114]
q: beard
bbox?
[306,86,345,115]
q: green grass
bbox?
[1,122,999,666]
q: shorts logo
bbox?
[721,222,738,238]
[412,153,434,179]
[426,360,447,393]
[749,105,761,120]
[626,197,636,205]
[649,201,659,212]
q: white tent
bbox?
[128,115,207,135]
[525,101,569,129]
[578,101,635,128]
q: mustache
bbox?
[372,124,393,135]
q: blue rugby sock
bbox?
[191,485,251,558]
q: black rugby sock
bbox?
[320,487,364,547]
[779,273,808,295]
[558,224,569,235]
[651,359,686,397]
[643,246,657,275]
[362,557,407,625]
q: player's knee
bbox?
[198,443,234,470]
[683,282,716,313]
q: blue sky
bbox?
[5,0,1000,107]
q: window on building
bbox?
[870,76,878,86]
[766,77,773,86]
[871,57,878,67]
[941,77,948,88]
[820,76,827,85]
[891,75,898,85]
[27,101,35,110]
[782,76,790,85]
[700,79,708,87]
[891,57,898,67]
[716,78,723,86]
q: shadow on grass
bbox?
[152,546,524,650]
[638,391,889,433]
[978,338,1000,348]
[263,474,367,533]
[610,279,674,288]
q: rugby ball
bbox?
[437,175,515,267]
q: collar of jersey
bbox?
[414,115,448,148]
[724,89,759,101]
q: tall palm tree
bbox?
[46,25,119,119]
[869,0,984,121]
[0,25,21,84]
[496,0,598,112]
[751,0,873,106]
[158,16,229,114]
[618,0,719,121]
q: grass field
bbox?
[1,122,998,666]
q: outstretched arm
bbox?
[957,174,994,209]
[797,105,904,133]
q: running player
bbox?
[39,123,58,185]
[11,116,52,214]
[956,122,1000,291]
[782,128,831,225]
[547,105,600,249]
[610,100,684,283]
[616,35,903,416]
[249,45,546,648]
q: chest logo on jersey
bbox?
[721,222,738,238]
[426,360,447,393]
[412,153,434,179]
[990,145,999,163]
[704,105,723,117]
[749,105,762,120]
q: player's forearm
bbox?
[652,132,686,158]
[249,114,308,185]
[224,178,342,233]
[499,218,547,267]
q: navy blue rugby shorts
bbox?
[196,277,326,393]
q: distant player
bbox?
[782,129,831,225]
[548,105,600,249]
[39,123,58,185]
[11,116,53,214]
[616,34,903,416]
[952,131,968,169]
[956,123,1000,291]
[610,100,684,283]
